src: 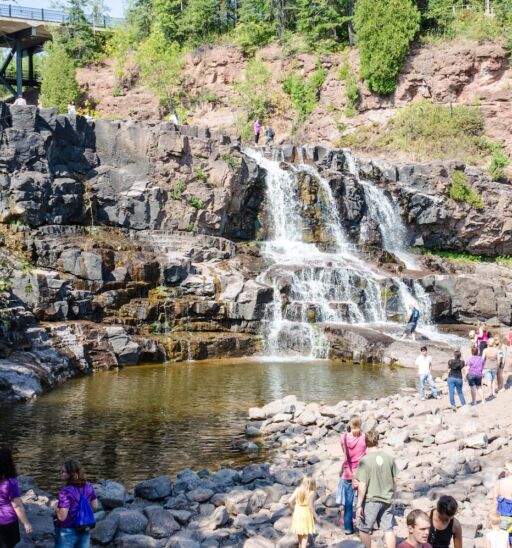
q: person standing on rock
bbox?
[0,448,32,548]
[493,462,512,544]
[466,345,485,405]
[355,430,397,548]
[447,350,466,410]
[485,511,509,548]
[264,126,275,146]
[482,338,499,398]
[402,304,420,341]
[54,459,97,548]
[496,336,506,393]
[476,323,489,355]
[415,346,439,401]
[339,415,367,534]
[397,510,432,548]
[289,476,318,548]
[427,495,463,548]
[253,119,261,144]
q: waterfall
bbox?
[245,148,434,359]
[345,152,417,270]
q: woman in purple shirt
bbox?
[0,448,32,548]
[466,345,485,405]
[54,460,97,548]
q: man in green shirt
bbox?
[355,430,397,548]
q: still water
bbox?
[0,359,417,491]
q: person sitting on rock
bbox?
[355,430,397,548]
[398,509,432,548]
[493,462,512,545]
[338,415,367,535]
[415,346,439,401]
[427,495,463,548]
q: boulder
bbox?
[201,506,229,530]
[115,534,158,547]
[145,507,181,539]
[435,430,457,445]
[90,513,119,545]
[117,509,148,534]
[187,488,214,502]
[95,480,126,509]
[135,476,172,500]
[464,433,488,449]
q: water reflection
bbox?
[0,359,416,491]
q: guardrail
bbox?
[0,4,124,28]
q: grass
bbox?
[421,249,482,264]
[189,196,205,209]
[449,170,484,210]
[194,167,208,183]
[170,180,185,200]
[338,100,509,175]
[221,153,242,170]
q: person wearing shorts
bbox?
[355,430,397,548]
[466,345,485,405]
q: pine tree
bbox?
[355,0,420,95]
[296,0,349,49]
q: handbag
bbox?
[335,478,345,506]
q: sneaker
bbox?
[471,401,478,406]
[420,397,425,401]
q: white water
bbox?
[245,148,438,358]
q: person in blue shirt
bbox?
[402,304,420,341]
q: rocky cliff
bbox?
[0,104,511,401]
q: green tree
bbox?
[296,0,349,50]
[136,30,185,114]
[125,0,153,40]
[236,0,276,52]
[40,39,80,113]
[153,0,183,42]
[354,0,420,95]
[177,0,235,43]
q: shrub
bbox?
[221,153,241,169]
[344,73,360,117]
[354,0,420,95]
[489,146,509,181]
[194,167,208,182]
[40,39,80,113]
[189,196,205,209]
[170,180,185,200]
[283,67,326,123]
[449,171,484,210]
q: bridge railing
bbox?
[0,4,124,28]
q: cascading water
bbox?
[245,148,432,359]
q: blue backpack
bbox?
[75,486,96,530]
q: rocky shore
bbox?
[16,376,512,547]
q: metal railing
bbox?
[0,4,124,28]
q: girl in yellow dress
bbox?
[288,476,318,547]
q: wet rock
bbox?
[135,476,172,500]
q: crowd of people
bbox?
[415,324,510,410]
[288,420,512,548]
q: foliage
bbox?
[189,196,205,209]
[338,101,501,167]
[354,0,420,95]
[221,153,241,169]
[194,166,208,182]
[179,0,235,44]
[488,144,509,181]
[339,59,359,117]
[283,67,326,123]
[170,180,185,199]
[135,30,185,114]
[40,39,80,113]
[295,0,349,51]
[125,0,153,41]
[496,255,512,267]
[449,170,484,209]
[421,248,483,264]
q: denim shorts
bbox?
[484,369,497,381]
[467,374,482,387]
[357,501,395,533]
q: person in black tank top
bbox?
[428,496,463,548]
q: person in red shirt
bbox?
[398,509,432,548]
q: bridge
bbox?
[0,3,124,98]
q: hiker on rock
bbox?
[446,350,466,410]
[54,459,97,548]
[0,448,32,548]
[466,344,485,405]
[415,346,439,401]
[427,495,463,548]
[485,511,509,548]
[289,476,318,548]
[482,338,499,398]
[253,119,261,144]
[355,430,397,548]
[397,510,432,548]
[402,304,420,341]
[338,415,367,535]
[264,126,275,146]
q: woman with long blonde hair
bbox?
[289,476,318,547]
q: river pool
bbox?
[0,359,417,491]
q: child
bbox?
[485,511,509,548]
[289,476,318,548]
